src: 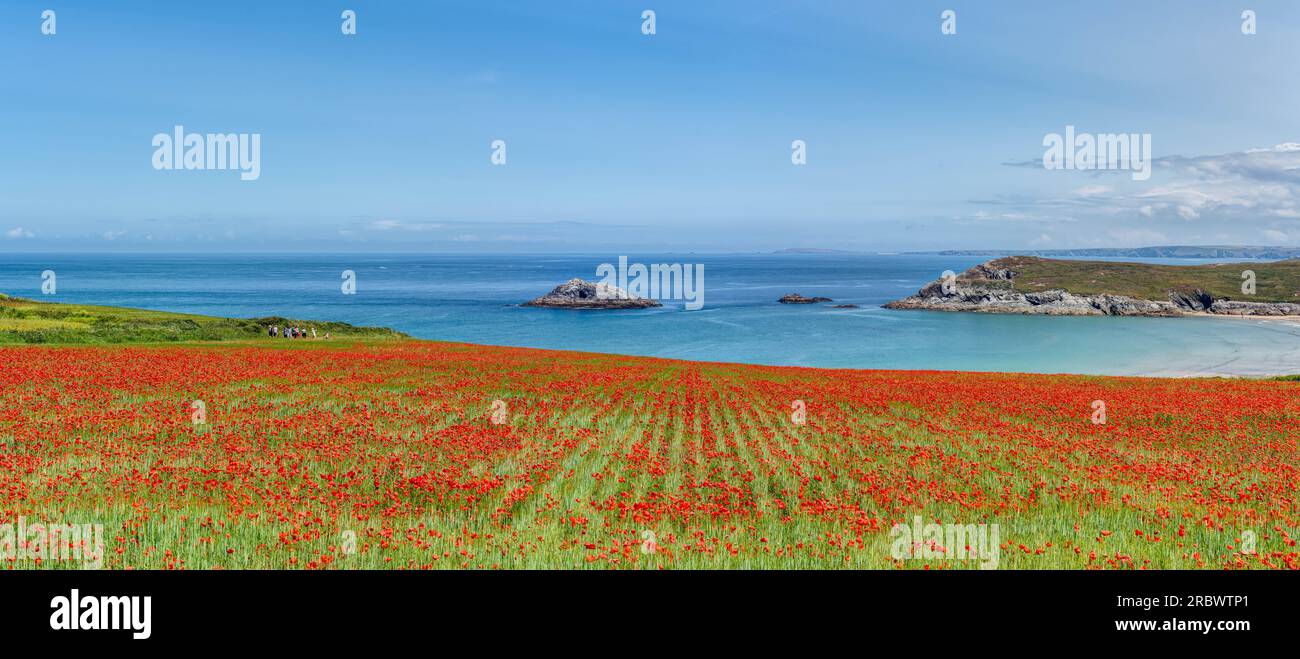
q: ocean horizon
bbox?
[3,252,1297,377]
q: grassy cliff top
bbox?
[970,256,1300,303]
[0,294,405,345]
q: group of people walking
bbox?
[268,324,317,339]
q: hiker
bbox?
[311,327,317,338]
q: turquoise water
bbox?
[2,253,1297,376]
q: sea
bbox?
[3,252,1298,377]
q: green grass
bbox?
[5,344,1295,569]
[971,256,1300,303]
[0,293,405,345]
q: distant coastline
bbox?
[775,245,1300,260]
[927,246,1300,259]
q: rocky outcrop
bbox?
[1207,299,1300,316]
[885,287,1181,316]
[523,278,661,309]
[779,294,833,304]
[1168,289,1214,312]
[969,263,1017,281]
[884,262,1300,317]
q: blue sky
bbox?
[2,0,1299,252]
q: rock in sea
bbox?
[778,293,833,304]
[523,278,661,309]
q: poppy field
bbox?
[1,341,1297,569]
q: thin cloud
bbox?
[988,142,1300,243]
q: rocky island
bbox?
[523,278,661,309]
[778,294,833,304]
[884,256,1300,317]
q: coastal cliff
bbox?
[884,257,1300,317]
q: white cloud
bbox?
[1073,185,1110,196]
[369,220,447,232]
[103,230,127,240]
[992,142,1300,244]
[4,227,34,239]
